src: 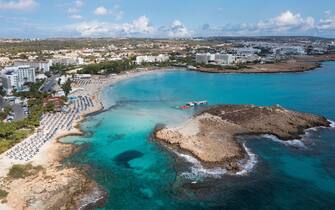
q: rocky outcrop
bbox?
[5,165,106,210]
[154,105,330,171]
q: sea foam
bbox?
[175,143,257,179]
[262,134,307,148]
[235,143,258,176]
[175,152,227,179]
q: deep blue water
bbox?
[62,62,335,210]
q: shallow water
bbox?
[62,62,335,209]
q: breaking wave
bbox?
[176,152,227,180]
[175,143,257,180]
[329,120,335,128]
[262,134,307,148]
[236,143,258,176]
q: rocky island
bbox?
[154,105,331,172]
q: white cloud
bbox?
[303,16,315,30]
[68,16,195,38]
[275,11,302,26]
[130,16,154,34]
[0,0,37,10]
[69,14,83,20]
[93,5,123,19]
[72,16,155,37]
[94,6,108,16]
[255,11,315,32]
[167,20,191,38]
[318,11,335,30]
[110,4,124,20]
[75,0,83,8]
[68,0,84,14]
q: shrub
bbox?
[7,164,43,179]
[0,189,8,199]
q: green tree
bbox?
[45,102,55,112]
[0,87,6,96]
[19,53,28,59]
[62,79,72,96]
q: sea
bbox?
[61,62,335,210]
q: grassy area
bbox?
[200,64,251,70]
[0,189,8,200]
[79,59,135,75]
[7,164,44,179]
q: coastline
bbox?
[0,67,183,209]
[153,105,331,175]
[192,54,335,74]
[0,60,334,208]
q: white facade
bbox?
[1,74,18,92]
[14,59,52,72]
[214,53,235,65]
[52,57,84,66]
[196,53,235,65]
[1,65,36,93]
[136,54,169,65]
[235,47,261,56]
[195,53,211,64]
[274,46,306,55]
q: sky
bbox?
[0,0,335,38]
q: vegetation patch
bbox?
[0,189,8,199]
[0,81,50,154]
[7,164,44,179]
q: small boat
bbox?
[179,105,191,109]
[178,100,208,110]
[194,101,208,105]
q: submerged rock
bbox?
[154,104,330,172]
[113,150,144,168]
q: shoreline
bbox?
[170,118,334,180]
[0,67,184,209]
[0,60,334,208]
[191,54,335,74]
[153,105,331,174]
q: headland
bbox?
[154,105,331,173]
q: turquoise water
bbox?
[62,62,335,209]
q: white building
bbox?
[1,65,36,93]
[214,53,235,65]
[136,54,169,65]
[195,53,211,64]
[52,57,84,66]
[274,46,306,56]
[14,59,52,72]
[196,53,235,65]
[235,47,261,56]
